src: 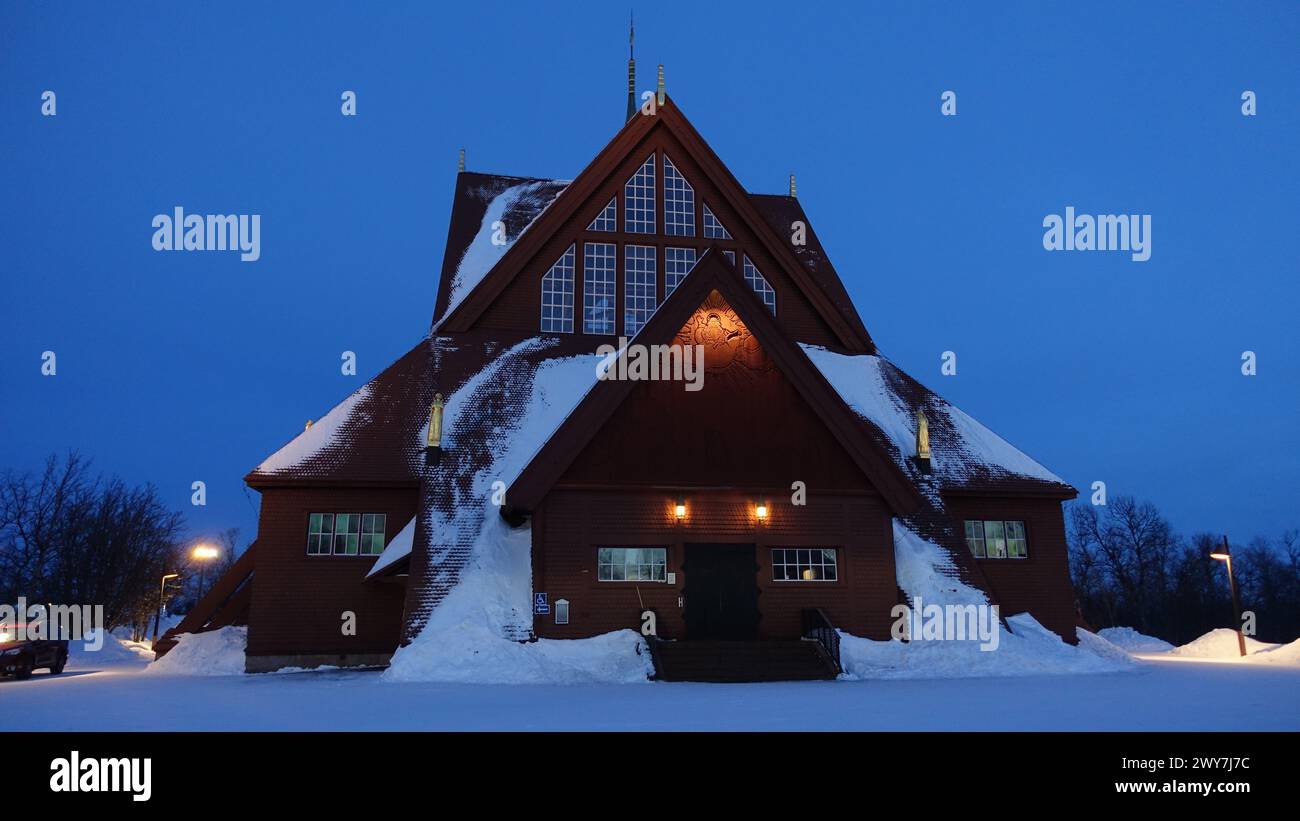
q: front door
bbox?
[683,543,760,640]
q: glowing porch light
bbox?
[674,496,687,520]
[755,501,769,521]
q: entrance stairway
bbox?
[649,639,840,682]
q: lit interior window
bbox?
[540,244,576,333]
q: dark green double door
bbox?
[683,543,760,640]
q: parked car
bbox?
[0,627,68,679]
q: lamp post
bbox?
[192,544,220,600]
[1209,536,1246,658]
[153,573,179,646]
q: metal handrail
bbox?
[801,607,841,673]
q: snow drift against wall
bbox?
[388,344,657,683]
[146,626,247,676]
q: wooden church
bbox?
[159,52,1081,681]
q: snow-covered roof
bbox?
[801,344,1072,495]
[366,516,416,578]
[432,173,569,328]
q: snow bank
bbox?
[385,509,652,684]
[1097,626,1175,653]
[146,626,246,676]
[1168,628,1281,660]
[892,520,989,607]
[67,629,155,669]
[838,613,1133,680]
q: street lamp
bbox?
[1210,536,1246,658]
[153,573,179,646]
[192,544,220,600]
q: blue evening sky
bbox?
[2,1,1297,550]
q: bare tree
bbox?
[0,452,186,630]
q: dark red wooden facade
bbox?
[219,92,1080,673]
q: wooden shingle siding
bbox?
[246,486,416,662]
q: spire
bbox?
[656,64,665,106]
[789,174,797,198]
[457,148,465,173]
[625,12,637,122]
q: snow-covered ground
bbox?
[3,628,1297,731]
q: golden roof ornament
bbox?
[916,409,931,462]
[427,393,445,449]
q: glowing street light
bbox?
[1210,536,1247,658]
[192,543,220,600]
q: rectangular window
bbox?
[307,513,334,556]
[623,244,657,336]
[307,512,387,556]
[964,520,986,558]
[1006,520,1028,558]
[624,155,656,233]
[597,546,667,582]
[361,513,387,556]
[665,247,697,297]
[772,548,838,582]
[333,513,361,555]
[583,242,616,334]
[963,520,1027,559]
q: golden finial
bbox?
[305,419,313,430]
[656,64,665,106]
[457,148,465,173]
[916,410,931,461]
[427,392,445,449]
[789,174,797,198]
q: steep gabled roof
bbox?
[431,172,569,325]
[748,193,873,347]
[433,97,873,352]
[505,248,925,515]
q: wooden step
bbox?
[650,639,839,683]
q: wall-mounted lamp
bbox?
[755,500,769,522]
[674,495,687,521]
